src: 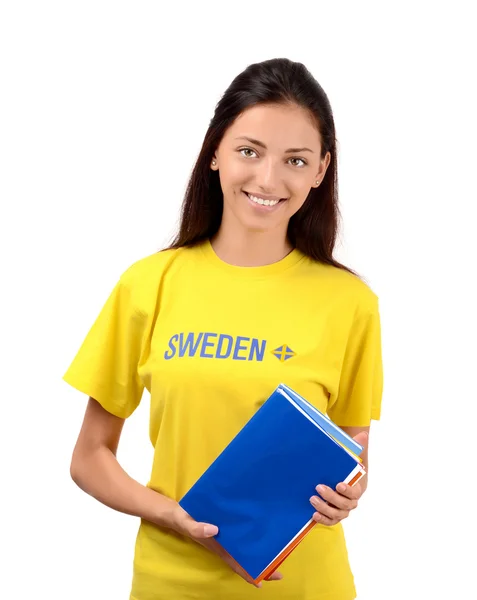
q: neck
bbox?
[210,226,294,267]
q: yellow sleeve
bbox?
[62,269,148,419]
[327,295,383,427]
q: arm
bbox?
[312,295,382,525]
[70,396,177,527]
[70,397,282,587]
[64,272,281,586]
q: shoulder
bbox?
[329,266,379,314]
[120,246,182,284]
[298,255,380,317]
[114,245,191,314]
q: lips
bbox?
[243,192,286,212]
[244,191,286,202]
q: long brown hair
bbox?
[168,57,358,277]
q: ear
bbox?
[315,151,331,181]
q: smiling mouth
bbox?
[244,191,287,207]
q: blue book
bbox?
[179,383,365,584]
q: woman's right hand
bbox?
[69,398,282,587]
[168,503,283,588]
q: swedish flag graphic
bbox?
[272,345,296,362]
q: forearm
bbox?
[70,446,176,528]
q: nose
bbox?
[253,156,284,193]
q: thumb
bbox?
[353,431,369,451]
[173,505,219,539]
[185,518,219,539]
[200,523,219,538]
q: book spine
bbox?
[257,466,366,584]
[258,520,317,584]
[345,464,366,485]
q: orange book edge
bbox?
[212,469,366,586]
[256,468,366,584]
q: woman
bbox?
[64,57,383,600]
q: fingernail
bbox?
[204,524,218,536]
[314,513,321,521]
[317,485,326,494]
[337,483,347,493]
[310,496,318,505]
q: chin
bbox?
[241,214,287,234]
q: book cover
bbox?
[178,384,365,584]
[278,383,364,458]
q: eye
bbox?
[239,147,257,158]
[238,147,307,168]
[289,157,307,168]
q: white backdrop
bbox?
[1,1,476,598]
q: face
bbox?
[211,103,331,235]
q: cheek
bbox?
[285,195,308,217]
[220,160,248,187]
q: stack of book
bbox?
[179,383,365,585]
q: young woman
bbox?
[64,57,383,600]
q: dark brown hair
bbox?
[168,57,357,276]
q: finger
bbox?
[316,485,358,511]
[184,516,219,539]
[258,571,283,587]
[336,482,362,500]
[310,495,349,522]
[169,505,217,539]
[312,511,339,527]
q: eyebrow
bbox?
[235,136,315,154]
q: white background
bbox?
[1,1,476,598]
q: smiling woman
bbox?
[168,60,355,274]
[63,57,383,600]
[210,102,330,245]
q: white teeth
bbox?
[246,193,280,207]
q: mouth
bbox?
[243,191,287,208]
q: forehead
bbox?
[224,103,321,149]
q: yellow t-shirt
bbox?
[63,239,383,600]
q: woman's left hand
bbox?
[310,430,369,526]
[309,480,364,527]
